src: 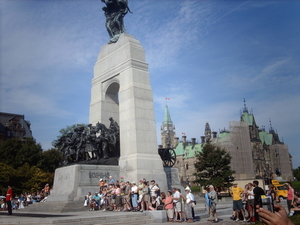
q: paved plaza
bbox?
[0,198,289,225]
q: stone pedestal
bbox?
[47,164,119,202]
[90,33,167,191]
[164,167,181,190]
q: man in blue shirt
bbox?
[108,176,115,185]
[93,192,101,208]
[204,186,212,221]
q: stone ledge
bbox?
[145,210,168,223]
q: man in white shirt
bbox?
[185,187,195,223]
[149,180,159,197]
[172,187,182,222]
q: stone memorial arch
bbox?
[44,2,173,205]
[90,33,167,190]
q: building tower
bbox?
[161,105,176,148]
[204,122,212,142]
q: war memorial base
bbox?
[46,164,180,203]
[43,33,181,216]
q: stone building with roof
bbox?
[160,105,178,148]
[0,112,33,142]
[160,101,293,185]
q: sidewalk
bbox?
[0,199,288,225]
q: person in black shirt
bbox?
[253,180,265,221]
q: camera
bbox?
[261,195,274,212]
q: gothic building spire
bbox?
[268,118,282,144]
[163,105,173,126]
[161,105,176,148]
[242,98,249,113]
[269,118,274,132]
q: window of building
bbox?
[185,163,189,170]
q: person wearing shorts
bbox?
[245,183,255,221]
[230,183,246,222]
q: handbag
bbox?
[84,199,88,206]
[210,201,216,210]
[191,202,195,208]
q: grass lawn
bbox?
[291,215,300,225]
[292,181,300,192]
[280,181,300,192]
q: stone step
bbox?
[52,214,155,225]
[0,213,156,225]
[21,201,85,213]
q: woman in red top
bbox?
[165,191,174,222]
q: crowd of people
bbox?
[83,176,197,223]
[1,184,51,214]
[226,180,300,224]
[284,182,300,217]
[3,178,299,224]
[200,180,300,224]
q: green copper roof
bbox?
[174,142,203,158]
[163,105,173,125]
[175,143,185,156]
[218,132,231,138]
[259,131,273,145]
[241,112,254,126]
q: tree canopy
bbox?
[293,166,300,181]
[193,142,235,190]
[0,138,43,168]
[38,148,63,173]
[0,138,62,195]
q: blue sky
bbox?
[1,0,299,168]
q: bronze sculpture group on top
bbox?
[58,118,120,165]
[101,0,132,44]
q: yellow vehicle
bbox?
[271,180,288,200]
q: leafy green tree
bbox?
[17,138,43,167]
[193,142,235,190]
[293,166,300,181]
[0,138,42,168]
[0,138,22,168]
[38,148,63,173]
[12,163,53,194]
[0,138,55,194]
[0,162,15,185]
[0,163,16,195]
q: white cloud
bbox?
[251,58,291,83]
[129,1,215,69]
[1,87,71,117]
